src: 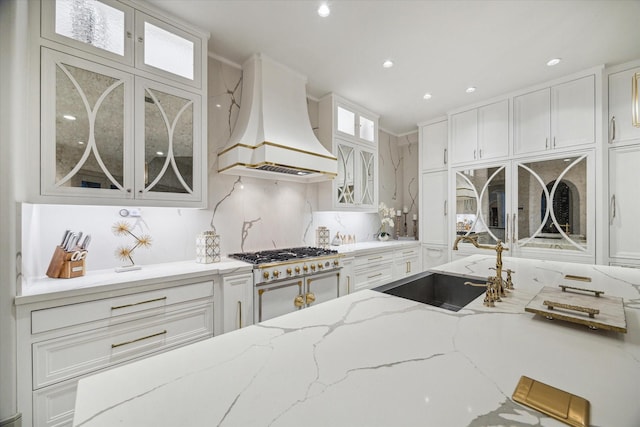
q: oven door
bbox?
[304,270,341,308]
[255,279,305,323]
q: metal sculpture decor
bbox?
[112,221,152,272]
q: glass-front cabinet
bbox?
[453,152,594,262]
[38,0,207,206]
[334,139,376,209]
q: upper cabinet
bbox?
[41,0,202,89]
[419,119,448,171]
[514,75,595,155]
[38,0,208,206]
[318,94,379,211]
[608,65,640,145]
[450,99,509,165]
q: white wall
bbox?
[0,0,28,424]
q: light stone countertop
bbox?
[73,255,640,427]
[16,258,253,306]
[335,239,420,256]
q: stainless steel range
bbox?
[229,247,342,322]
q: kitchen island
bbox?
[73,255,640,426]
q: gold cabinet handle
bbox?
[347,276,351,294]
[237,301,242,329]
[564,275,592,283]
[367,272,382,279]
[543,300,599,318]
[559,284,602,297]
[111,330,167,348]
[611,194,616,221]
[111,296,166,310]
[368,256,383,261]
[294,295,305,308]
[443,148,447,165]
[305,292,316,305]
[610,116,616,142]
[545,137,549,149]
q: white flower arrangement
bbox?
[378,202,395,238]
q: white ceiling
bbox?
[147,0,640,135]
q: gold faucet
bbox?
[453,235,512,295]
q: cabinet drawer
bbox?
[354,251,394,269]
[33,302,213,389]
[394,248,420,262]
[32,280,213,334]
[354,268,393,291]
[33,380,76,427]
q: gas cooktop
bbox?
[228,247,338,265]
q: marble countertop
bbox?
[16,258,253,306]
[335,239,419,256]
[73,255,640,426]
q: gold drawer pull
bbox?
[368,256,383,261]
[111,330,167,348]
[543,300,600,318]
[564,274,591,282]
[111,296,167,310]
[559,285,604,297]
[367,272,383,279]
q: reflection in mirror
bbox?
[55,62,125,190]
[359,150,374,205]
[143,88,194,194]
[336,144,354,204]
[456,166,506,246]
[516,155,587,251]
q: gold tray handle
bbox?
[543,300,600,318]
[559,285,604,297]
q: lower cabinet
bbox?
[221,273,253,333]
[393,246,422,278]
[353,250,394,291]
[339,256,354,295]
[422,244,450,269]
[17,278,214,427]
[609,144,640,265]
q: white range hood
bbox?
[217,54,337,182]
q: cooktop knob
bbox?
[273,270,280,278]
[333,259,339,266]
[295,266,301,274]
[263,271,269,279]
[317,263,323,269]
[303,265,309,272]
[287,268,292,275]
[310,264,316,271]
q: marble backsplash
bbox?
[21,56,418,279]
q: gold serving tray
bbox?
[513,376,589,427]
[525,285,627,333]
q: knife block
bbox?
[46,246,86,279]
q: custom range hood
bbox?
[218,54,337,182]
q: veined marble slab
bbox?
[73,255,640,427]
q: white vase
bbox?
[378,233,389,241]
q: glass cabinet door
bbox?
[135,78,201,201]
[41,49,134,197]
[455,165,507,246]
[358,149,375,206]
[514,155,589,252]
[335,142,355,206]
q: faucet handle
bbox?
[505,269,515,290]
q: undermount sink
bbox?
[374,272,486,312]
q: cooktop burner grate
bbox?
[228,247,338,265]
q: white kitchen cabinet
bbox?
[41,0,203,89]
[393,245,422,279]
[422,244,449,269]
[339,256,354,295]
[353,250,394,291]
[450,99,509,164]
[419,119,448,171]
[514,75,595,155]
[420,170,448,246]
[608,65,640,145]
[318,94,379,211]
[221,273,253,333]
[609,145,640,263]
[17,278,214,427]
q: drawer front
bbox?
[33,302,213,389]
[32,280,213,334]
[394,248,420,262]
[354,267,393,291]
[354,251,394,269]
[33,380,76,427]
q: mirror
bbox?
[359,150,374,205]
[55,61,125,190]
[455,166,506,245]
[336,143,354,204]
[516,155,587,251]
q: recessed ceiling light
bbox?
[156,151,164,156]
[423,93,432,100]
[465,87,476,93]
[215,104,221,108]
[547,58,561,66]
[63,114,76,121]
[382,59,394,68]
[317,3,330,17]
[78,141,84,145]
